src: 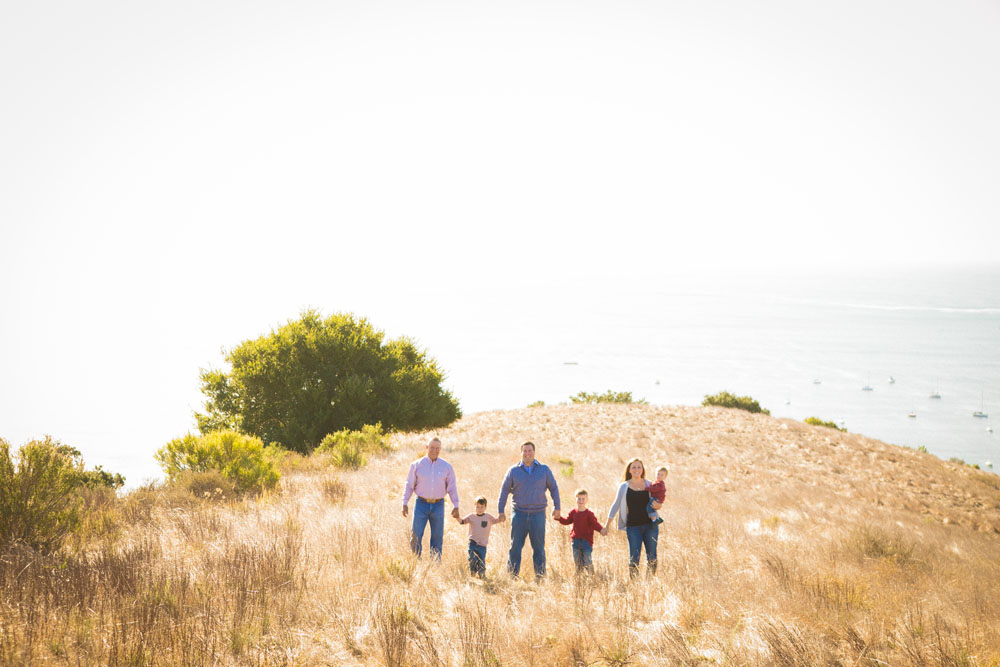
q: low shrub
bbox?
[0,436,124,553]
[846,524,916,566]
[155,430,280,495]
[177,469,237,500]
[321,474,348,504]
[570,390,646,405]
[805,417,846,432]
[702,391,770,415]
[528,400,545,408]
[316,423,391,470]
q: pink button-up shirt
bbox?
[402,456,459,508]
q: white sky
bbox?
[2,0,999,482]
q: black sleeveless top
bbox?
[626,487,651,527]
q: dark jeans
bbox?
[410,498,444,558]
[572,537,593,573]
[626,522,658,577]
[468,540,487,576]
[507,510,546,578]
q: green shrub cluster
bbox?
[805,417,846,432]
[155,430,281,495]
[196,310,461,453]
[0,436,124,553]
[316,423,391,470]
[701,391,770,415]
[570,390,646,405]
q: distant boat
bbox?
[986,461,993,468]
[563,361,579,366]
[908,411,917,418]
[929,379,941,399]
[654,379,660,385]
[813,379,822,385]
[973,391,988,419]
[888,376,896,384]
[862,374,874,391]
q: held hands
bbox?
[402,505,409,518]
[551,509,561,521]
[600,526,609,536]
[497,513,506,523]
[451,507,461,520]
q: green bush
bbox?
[570,390,646,405]
[196,310,461,453]
[527,400,545,408]
[155,430,280,495]
[316,423,391,470]
[701,391,770,415]
[0,436,118,552]
[804,417,846,432]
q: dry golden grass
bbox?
[3,404,1000,665]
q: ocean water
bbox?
[62,265,1000,487]
[424,266,1000,469]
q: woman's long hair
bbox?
[622,457,645,481]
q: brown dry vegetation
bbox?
[3,404,1000,665]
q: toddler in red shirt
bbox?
[647,465,669,525]
[557,489,604,574]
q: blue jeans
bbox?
[468,540,487,576]
[507,510,546,578]
[646,498,660,522]
[626,523,659,577]
[410,498,444,558]
[572,538,593,573]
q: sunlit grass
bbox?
[2,404,999,664]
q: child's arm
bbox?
[591,512,604,535]
[556,510,575,526]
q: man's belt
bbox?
[418,497,443,503]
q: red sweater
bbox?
[557,508,604,545]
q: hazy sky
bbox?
[2,0,999,482]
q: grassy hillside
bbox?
[3,404,999,665]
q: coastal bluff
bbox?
[424,403,1000,536]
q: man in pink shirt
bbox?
[401,437,460,558]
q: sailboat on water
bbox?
[862,373,874,391]
[929,378,942,399]
[973,391,988,419]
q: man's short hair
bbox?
[575,488,588,497]
[521,441,535,452]
[475,496,487,506]
[427,437,441,445]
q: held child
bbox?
[557,489,604,574]
[647,465,668,525]
[456,496,502,577]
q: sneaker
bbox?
[653,517,664,525]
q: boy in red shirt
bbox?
[557,488,604,574]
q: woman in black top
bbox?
[603,458,661,577]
